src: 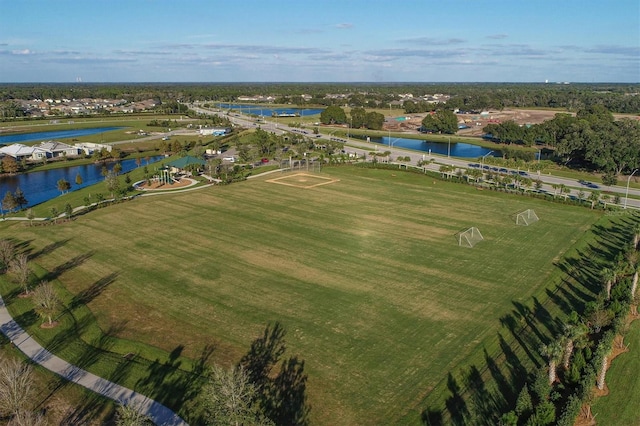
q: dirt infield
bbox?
[266,172,340,189]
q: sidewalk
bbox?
[0,295,188,426]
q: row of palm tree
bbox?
[438,164,544,191]
[537,220,640,422]
[539,322,590,386]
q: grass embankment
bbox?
[0,165,605,424]
[591,319,640,425]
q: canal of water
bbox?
[0,127,125,145]
[1,156,163,209]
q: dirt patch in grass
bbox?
[136,177,195,190]
[266,172,340,189]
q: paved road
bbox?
[190,104,640,209]
[0,295,188,426]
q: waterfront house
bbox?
[36,141,81,158]
[0,144,48,161]
[75,142,113,155]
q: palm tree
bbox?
[588,190,601,209]
[633,223,640,249]
[439,165,453,179]
[600,267,616,300]
[467,168,482,184]
[597,350,610,390]
[627,253,640,300]
[502,175,513,189]
[562,323,588,370]
[540,339,563,385]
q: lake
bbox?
[0,156,163,209]
[0,127,125,145]
[217,103,324,117]
[359,135,500,159]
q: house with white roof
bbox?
[74,142,112,155]
[0,144,48,161]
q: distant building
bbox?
[199,127,230,136]
[75,142,113,155]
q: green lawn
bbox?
[591,319,640,425]
[0,166,607,424]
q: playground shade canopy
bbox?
[166,156,207,169]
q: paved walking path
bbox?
[0,295,188,426]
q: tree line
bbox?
[482,105,640,183]
[319,105,385,130]
[498,222,640,426]
[2,82,638,113]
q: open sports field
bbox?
[0,166,601,424]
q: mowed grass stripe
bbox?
[0,166,600,424]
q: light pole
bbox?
[481,150,494,170]
[624,169,638,209]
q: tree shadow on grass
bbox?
[136,344,210,413]
[532,296,562,338]
[511,302,546,346]
[498,332,527,387]
[58,389,116,425]
[499,313,541,369]
[3,308,40,333]
[484,348,515,408]
[68,272,119,311]
[239,322,311,426]
[67,320,129,375]
[418,215,640,426]
[42,250,95,282]
[28,238,72,260]
[445,373,469,426]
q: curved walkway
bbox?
[0,295,188,426]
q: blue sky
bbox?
[1,0,638,83]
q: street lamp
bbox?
[624,169,638,209]
[480,150,494,170]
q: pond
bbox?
[357,135,500,159]
[0,156,163,209]
[217,103,324,117]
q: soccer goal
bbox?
[515,209,539,226]
[457,227,484,248]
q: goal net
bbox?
[457,227,484,248]
[515,209,539,226]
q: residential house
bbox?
[36,141,81,158]
[75,142,112,155]
[0,144,48,161]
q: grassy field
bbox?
[591,319,640,425]
[0,166,607,424]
